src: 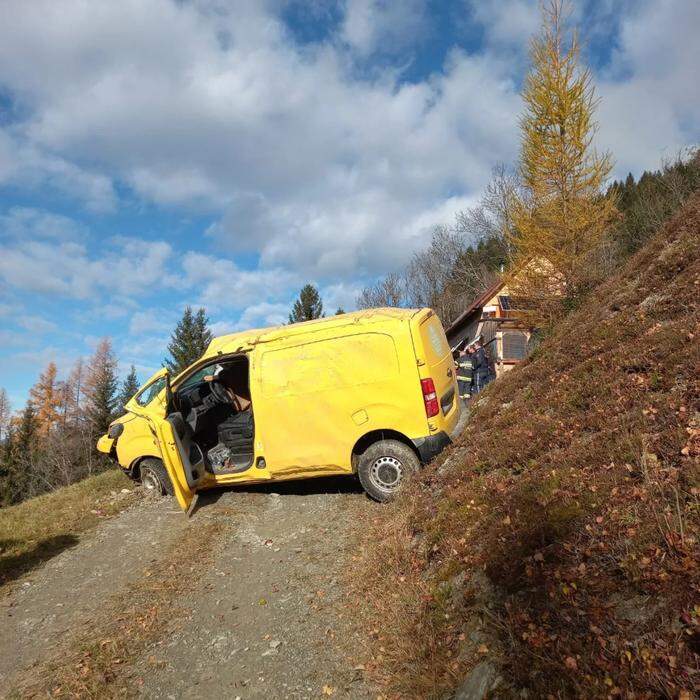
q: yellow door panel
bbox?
[153,417,196,511]
[125,369,197,512]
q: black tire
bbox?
[357,439,420,502]
[139,458,174,497]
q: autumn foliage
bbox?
[1,339,119,506]
[354,193,699,698]
[510,0,618,323]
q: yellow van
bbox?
[97,308,463,512]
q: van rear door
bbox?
[411,310,459,432]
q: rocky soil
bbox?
[1,477,378,699]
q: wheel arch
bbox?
[129,454,162,480]
[351,429,420,471]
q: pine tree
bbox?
[117,365,140,413]
[29,362,62,436]
[289,284,324,323]
[509,0,617,321]
[0,423,15,506]
[5,402,38,502]
[164,306,213,375]
[83,338,118,435]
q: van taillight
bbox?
[421,378,440,418]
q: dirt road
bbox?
[1,478,377,698]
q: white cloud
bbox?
[181,252,299,310]
[0,230,175,299]
[469,0,539,52]
[0,131,116,212]
[596,0,700,177]
[17,315,57,334]
[225,301,291,333]
[0,206,85,241]
[0,0,521,279]
[320,281,364,313]
[128,309,174,336]
[341,0,429,57]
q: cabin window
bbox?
[502,331,528,361]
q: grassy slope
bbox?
[0,468,138,586]
[356,194,699,698]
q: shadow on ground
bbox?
[194,475,365,512]
[0,534,80,586]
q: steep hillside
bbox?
[356,193,699,698]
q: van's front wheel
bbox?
[357,440,419,502]
[139,458,174,497]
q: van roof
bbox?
[205,307,430,355]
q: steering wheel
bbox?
[209,379,231,405]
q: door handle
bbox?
[447,367,453,378]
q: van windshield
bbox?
[134,376,167,407]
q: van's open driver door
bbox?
[125,369,197,512]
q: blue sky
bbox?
[0,0,698,410]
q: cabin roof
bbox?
[444,278,506,339]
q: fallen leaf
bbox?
[565,656,578,670]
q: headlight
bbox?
[108,423,124,439]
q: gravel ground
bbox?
[2,477,378,699]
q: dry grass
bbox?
[354,193,700,698]
[0,468,138,586]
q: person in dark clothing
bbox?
[456,345,474,401]
[471,340,491,394]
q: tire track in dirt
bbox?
[138,482,376,699]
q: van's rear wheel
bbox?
[357,440,419,502]
[139,458,174,497]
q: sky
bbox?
[0,0,698,410]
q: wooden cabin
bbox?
[444,278,533,379]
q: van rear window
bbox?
[421,315,450,364]
[260,333,399,398]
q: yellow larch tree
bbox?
[509,0,617,323]
[29,361,62,436]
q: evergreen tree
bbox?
[289,284,324,323]
[5,402,39,502]
[335,307,345,315]
[117,365,140,413]
[164,306,213,375]
[509,0,617,322]
[83,338,118,435]
[29,362,62,436]
[0,424,15,506]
